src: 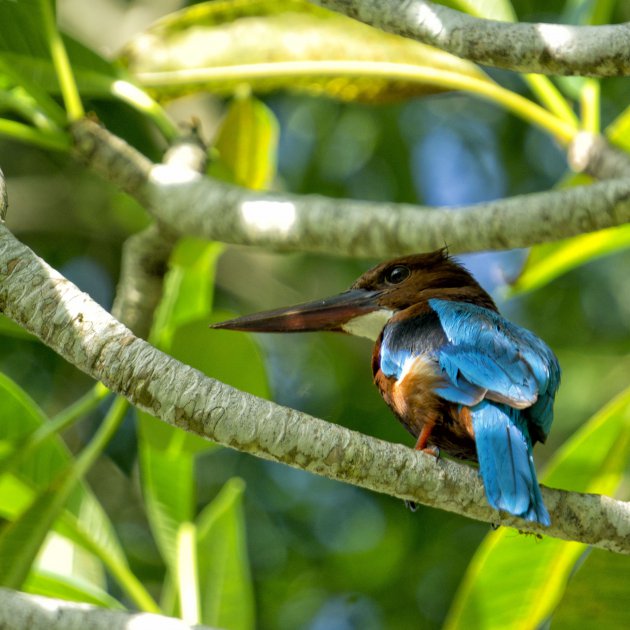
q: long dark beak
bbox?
[211,289,383,333]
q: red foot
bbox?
[414,423,434,451]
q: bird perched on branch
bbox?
[212,249,560,525]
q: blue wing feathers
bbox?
[429,298,560,442]
[472,402,550,525]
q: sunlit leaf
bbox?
[511,224,630,295]
[444,386,630,630]
[214,95,279,190]
[197,478,254,630]
[121,0,491,103]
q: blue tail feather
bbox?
[471,401,550,526]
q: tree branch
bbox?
[111,128,207,338]
[0,588,217,630]
[0,220,628,554]
[72,121,630,260]
[307,0,630,77]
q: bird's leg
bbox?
[414,422,440,458]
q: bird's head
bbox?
[211,249,495,340]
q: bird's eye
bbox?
[385,265,410,284]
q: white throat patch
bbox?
[341,309,394,340]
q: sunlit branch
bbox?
[73,121,630,260]
[0,220,629,554]
[307,0,630,77]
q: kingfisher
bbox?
[212,250,560,525]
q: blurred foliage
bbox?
[0,0,629,629]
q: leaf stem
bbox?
[0,119,69,151]
[110,80,179,141]
[39,0,84,120]
[135,60,578,143]
[581,79,601,134]
[0,383,111,480]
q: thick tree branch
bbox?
[0,221,629,553]
[0,588,217,630]
[307,0,630,77]
[72,121,630,260]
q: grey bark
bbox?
[72,121,630,261]
[307,0,630,77]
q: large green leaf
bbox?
[444,386,630,630]
[551,548,630,629]
[121,0,491,103]
[197,478,255,630]
[140,443,195,572]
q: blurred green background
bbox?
[1,0,630,628]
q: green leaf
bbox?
[25,569,125,610]
[444,386,630,630]
[197,478,255,630]
[140,443,195,572]
[551,548,630,629]
[152,239,224,348]
[511,224,630,295]
[214,95,279,190]
[121,0,491,103]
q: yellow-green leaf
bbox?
[214,95,279,190]
[511,224,630,295]
[444,386,630,630]
[121,0,491,103]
